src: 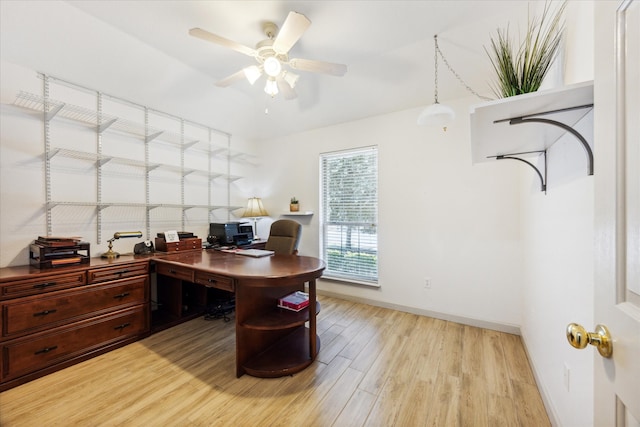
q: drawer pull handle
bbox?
[35,345,58,355]
[169,269,177,274]
[114,323,131,331]
[113,292,130,299]
[208,278,217,284]
[33,309,58,317]
[33,282,56,289]
[117,269,130,276]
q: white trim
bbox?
[316,289,520,335]
[321,275,380,288]
[520,330,561,427]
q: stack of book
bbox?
[277,291,310,312]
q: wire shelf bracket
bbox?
[489,150,547,193]
[494,103,594,177]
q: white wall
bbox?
[254,98,525,330]
[519,2,596,427]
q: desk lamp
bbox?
[242,197,268,240]
[101,231,143,258]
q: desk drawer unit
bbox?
[155,238,202,253]
[87,262,149,284]
[156,263,194,282]
[1,306,147,382]
[194,271,235,292]
[2,276,148,339]
[0,272,86,300]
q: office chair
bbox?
[264,219,302,255]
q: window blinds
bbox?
[320,146,378,284]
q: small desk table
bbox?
[154,251,325,378]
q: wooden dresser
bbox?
[0,257,150,391]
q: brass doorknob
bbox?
[566,323,613,358]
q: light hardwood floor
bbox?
[0,296,550,426]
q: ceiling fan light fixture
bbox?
[243,65,262,85]
[283,71,299,89]
[263,57,282,77]
[264,78,279,97]
[189,12,347,101]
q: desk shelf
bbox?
[235,280,320,378]
[243,328,320,378]
[242,302,321,330]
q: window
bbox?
[320,146,378,285]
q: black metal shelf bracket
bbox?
[495,104,594,176]
[489,150,547,192]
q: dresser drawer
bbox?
[1,306,148,382]
[155,238,202,252]
[87,262,149,284]
[194,271,234,292]
[0,272,86,300]
[156,263,194,282]
[2,276,148,339]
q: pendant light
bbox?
[417,35,491,130]
[417,35,455,130]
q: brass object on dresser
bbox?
[0,258,150,391]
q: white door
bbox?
[593,0,640,426]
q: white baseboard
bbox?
[316,289,521,335]
[519,328,561,427]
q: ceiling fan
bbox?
[189,11,347,99]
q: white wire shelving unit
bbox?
[13,75,247,243]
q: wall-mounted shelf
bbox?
[470,81,594,192]
[13,74,246,242]
[14,91,234,156]
[282,211,314,216]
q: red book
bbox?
[278,291,309,312]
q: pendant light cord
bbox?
[434,35,493,102]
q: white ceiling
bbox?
[2,1,534,141]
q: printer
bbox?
[209,222,253,246]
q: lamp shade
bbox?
[242,197,268,218]
[264,78,279,97]
[243,66,262,85]
[417,102,455,127]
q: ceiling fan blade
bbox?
[189,28,256,57]
[277,78,298,100]
[289,58,347,76]
[215,69,249,87]
[272,11,311,54]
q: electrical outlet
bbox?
[563,363,570,391]
[424,278,431,289]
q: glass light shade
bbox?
[242,197,269,218]
[243,66,262,85]
[283,71,299,89]
[416,102,455,126]
[263,57,282,77]
[264,78,279,97]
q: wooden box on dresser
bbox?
[0,256,151,391]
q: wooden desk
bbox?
[154,251,325,378]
